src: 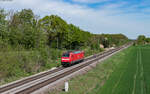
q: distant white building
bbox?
[100,44,104,48]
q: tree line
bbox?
[136,35,150,45]
[0,9,128,50]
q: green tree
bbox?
[137,35,146,45]
[39,15,69,49]
[8,9,46,49]
[146,38,150,43]
[0,9,8,41]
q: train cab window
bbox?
[62,53,70,57]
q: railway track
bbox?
[0,49,107,93]
[0,43,132,94]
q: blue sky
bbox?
[1,0,150,39]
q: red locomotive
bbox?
[61,51,84,67]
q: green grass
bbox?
[141,46,150,93]
[49,46,133,94]
[96,47,136,94]
[89,45,150,94]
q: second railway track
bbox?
[0,43,132,94]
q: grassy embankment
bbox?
[50,45,133,94]
[50,45,150,94]
[0,47,102,86]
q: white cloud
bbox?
[72,0,108,3]
[0,0,150,39]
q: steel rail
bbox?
[0,43,132,94]
[0,46,112,93]
[16,44,131,94]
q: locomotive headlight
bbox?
[62,59,70,60]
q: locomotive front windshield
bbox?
[62,53,70,57]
